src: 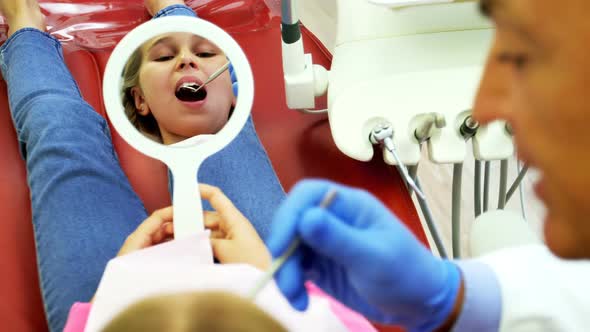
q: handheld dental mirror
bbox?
[103,16,253,240]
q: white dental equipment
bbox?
[281,0,530,258]
[369,123,426,199]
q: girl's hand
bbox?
[117,207,174,257]
[201,184,272,270]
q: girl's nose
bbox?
[177,53,199,70]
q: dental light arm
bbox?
[281,0,328,110]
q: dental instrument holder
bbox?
[287,0,515,165]
[472,120,514,160]
[370,123,425,199]
[103,16,255,240]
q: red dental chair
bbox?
[0,1,426,331]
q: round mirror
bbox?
[103,16,254,239]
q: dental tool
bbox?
[413,113,446,143]
[370,123,426,199]
[459,115,483,218]
[460,115,479,140]
[483,161,491,212]
[474,160,482,217]
[517,161,528,220]
[247,189,338,300]
[498,159,508,209]
[506,163,529,204]
[452,163,463,258]
[183,61,231,94]
[413,176,448,258]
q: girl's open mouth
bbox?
[175,82,207,102]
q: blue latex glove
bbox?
[229,61,238,97]
[266,179,462,332]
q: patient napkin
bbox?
[85,231,347,331]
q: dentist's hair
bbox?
[102,291,288,332]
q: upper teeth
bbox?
[179,82,199,91]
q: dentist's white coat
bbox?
[479,245,590,331]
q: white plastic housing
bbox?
[334,0,490,46]
[325,0,496,165]
[282,40,329,109]
[473,120,515,160]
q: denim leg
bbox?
[0,29,147,332]
[158,5,286,239]
[198,118,286,240]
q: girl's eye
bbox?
[154,55,174,62]
[196,52,216,58]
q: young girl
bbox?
[122,32,236,144]
[0,0,283,331]
[63,184,377,332]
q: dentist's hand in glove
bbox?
[266,179,464,332]
[229,62,238,97]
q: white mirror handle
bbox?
[169,159,204,239]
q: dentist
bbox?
[266,1,590,331]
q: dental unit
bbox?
[280,0,530,258]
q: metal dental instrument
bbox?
[370,123,426,199]
[506,163,529,203]
[483,161,491,212]
[247,189,338,300]
[414,177,448,258]
[452,163,463,258]
[184,61,231,93]
[498,159,509,209]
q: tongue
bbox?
[176,86,207,102]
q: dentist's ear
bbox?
[131,86,150,116]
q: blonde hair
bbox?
[121,47,162,140]
[102,291,288,332]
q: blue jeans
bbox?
[0,5,284,332]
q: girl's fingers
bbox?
[204,210,221,229]
[210,238,230,263]
[163,222,173,235]
[199,184,245,227]
[151,222,174,244]
[209,229,226,239]
[136,206,174,236]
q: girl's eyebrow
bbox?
[190,35,221,51]
[146,34,222,53]
[147,37,174,52]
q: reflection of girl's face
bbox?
[132,32,235,145]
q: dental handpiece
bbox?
[370,123,426,199]
[247,189,338,300]
[185,61,231,93]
